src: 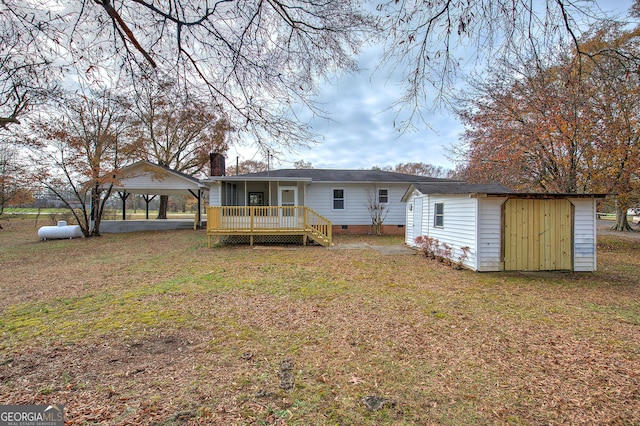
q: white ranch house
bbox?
[203,165,459,245]
[107,157,606,272]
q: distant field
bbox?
[597,213,638,220]
[2,208,199,222]
[0,218,639,424]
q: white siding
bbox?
[571,198,597,272]
[428,195,478,270]
[305,183,411,226]
[405,193,598,272]
[209,184,220,206]
[476,197,507,271]
[407,194,479,270]
[120,171,199,192]
[404,190,419,245]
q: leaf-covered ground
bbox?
[1,218,639,425]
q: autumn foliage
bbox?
[456,23,640,230]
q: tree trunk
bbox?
[373,221,382,236]
[157,195,168,219]
[610,204,634,232]
[89,188,102,237]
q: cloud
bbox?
[241,0,635,172]
[259,45,462,170]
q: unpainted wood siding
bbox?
[476,197,507,271]
[503,199,573,271]
[570,197,597,272]
[305,183,410,226]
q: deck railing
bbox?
[206,206,332,247]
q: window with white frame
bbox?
[434,202,444,227]
[333,189,345,210]
[378,188,389,204]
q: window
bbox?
[434,202,444,227]
[378,189,389,204]
[248,192,264,206]
[333,189,345,210]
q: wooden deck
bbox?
[206,206,332,247]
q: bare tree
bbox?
[227,160,269,176]
[394,162,453,179]
[0,137,30,216]
[3,0,634,144]
[367,185,389,236]
[26,87,131,237]
[127,77,230,218]
[2,0,373,150]
[377,0,640,130]
[293,159,313,169]
[0,4,56,128]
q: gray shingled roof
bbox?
[409,182,607,198]
[411,182,513,195]
[221,169,460,183]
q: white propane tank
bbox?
[38,221,84,240]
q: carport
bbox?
[104,161,208,233]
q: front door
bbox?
[279,187,298,227]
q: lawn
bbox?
[0,218,639,425]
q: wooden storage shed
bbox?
[402,183,606,272]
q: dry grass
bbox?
[1,217,639,425]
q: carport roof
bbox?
[112,161,207,196]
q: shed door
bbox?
[503,199,573,271]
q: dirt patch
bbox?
[329,242,416,255]
[126,335,192,356]
[597,220,640,239]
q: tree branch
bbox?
[94,0,158,67]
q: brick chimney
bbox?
[210,152,226,176]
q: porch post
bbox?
[197,189,202,227]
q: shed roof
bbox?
[411,182,513,195]
[403,182,608,201]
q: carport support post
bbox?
[142,194,156,219]
[188,189,203,229]
[118,191,130,221]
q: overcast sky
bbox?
[229,0,634,172]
